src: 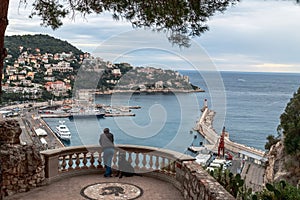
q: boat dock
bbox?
[40,112,136,118]
[104,113,135,117]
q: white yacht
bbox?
[55,121,71,140]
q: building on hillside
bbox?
[44,76,55,82]
[18,69,27,75]
[44,81,69,97]
[24,66,33,71]
[13,62,19,68]
[112,68,121,76]
[20,79,32,86]
[155,81,164,89]
[51,61,73,72]
[53,54,60,60]
[26,72,35,80]
[35,48,41,53]
[183,75,189,83]
[60,52,73,59]
[8,75,17,81]
[17,75,26,81]
[42,56,49,63]
[17,57,25,65]
[6,66,17,76]
[45,67,53,76]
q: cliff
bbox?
[264,140,300,186]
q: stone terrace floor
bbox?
[4,173,184,200]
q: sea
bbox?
[44,71,300,154]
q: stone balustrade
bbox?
[40,145,193,182]
[40,144,234,199]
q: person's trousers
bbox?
[103,147,114,176]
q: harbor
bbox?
[6,97,269,191]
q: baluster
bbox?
[165,158,171,173]
[75,153,81,170]
[90,152,95,169]
[97,151,103,169]
[141,153,147,171]
[134,152,140,170]
[61,155,67,171]
[82,152,88,169]
[149,154,153,170]
[155,155,159,170]
[128,152,133,166]
[161,157,165,172]
[171,160,176,174]
[68,153,74,170]
[112,150,118,169]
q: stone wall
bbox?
[0,120,45,198]
[177,161,235,200]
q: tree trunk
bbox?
[0,1,9,198]
[0,0,10,97]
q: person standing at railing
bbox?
[99,128,114,177]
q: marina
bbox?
[17,101,142,149]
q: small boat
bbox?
[55,120,71,140]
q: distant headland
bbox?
[2,34,204,104]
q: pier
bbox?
[104,113,135,117]
[40,112,135,118]
[194,104,266,165]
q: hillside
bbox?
[264,87,300,186]
[4,34,83,58]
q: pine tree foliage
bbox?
[28,0,239,47]
[278,87,300,155]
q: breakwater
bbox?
[194,105,266,164]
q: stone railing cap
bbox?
[40,144,196,162]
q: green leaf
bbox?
[274,189,281,198]
[266,183,275,192]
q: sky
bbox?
[6,0,300,73]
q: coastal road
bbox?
[21,107,64,149]
[18,117,33,145]
[228,159,243,174]
[242,162,265,192]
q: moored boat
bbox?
[55,120,71,140]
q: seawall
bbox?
[195,106,266,164]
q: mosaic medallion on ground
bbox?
[80,182,143,200]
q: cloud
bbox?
[5,0,300,72]
[198,0,300,72]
